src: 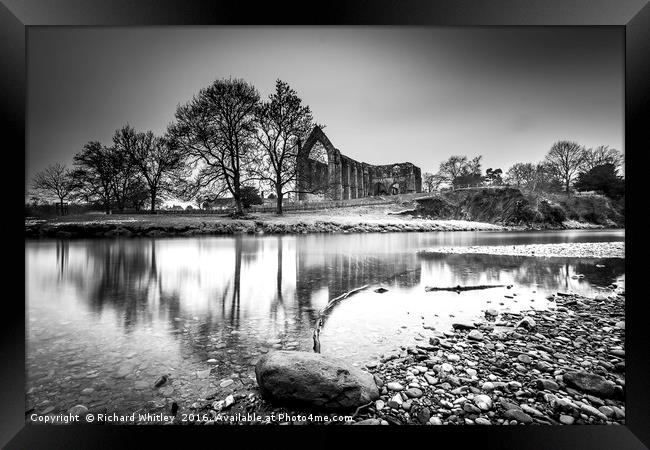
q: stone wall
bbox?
[297,126,422,201]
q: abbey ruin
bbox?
[296,126,422,201]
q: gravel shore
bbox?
[352,290,626,425]
[418,242,625,259]
[153,290,625,425]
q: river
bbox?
[25,229,624,415]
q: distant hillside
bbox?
[404,187,624,227]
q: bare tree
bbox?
[108,130,141,211]
[437,155,467,184]
[169,78,260,216]
[437,155,483,187]
[422,172,445,192]
[114,125,185,212]
[582,145,623,173]
[251,80,313,214]
[505,162,537,188]
[32,163,76,214]
[72,141,114,212]
[544,140,586,196]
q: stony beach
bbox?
[58,289,621,426]
[419,241,625,259]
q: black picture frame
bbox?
[2,0,648,448]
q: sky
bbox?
[26,26,624,184]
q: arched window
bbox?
[308,141,328,165]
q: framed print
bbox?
[2,0,648,448]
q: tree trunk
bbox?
[59,199,64,216]
[150,190,156,213]
[234,197,243,216]
[566,179,571,197]
[276,188,283,215]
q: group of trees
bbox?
[32,126,187,214]
[422,141,624,199]
[31,78,315,215]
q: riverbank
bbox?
[24,206,608,239]
[24,210,503,238]
[162,290,625,425]
[418,242,625,259]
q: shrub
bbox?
[538,200,566,224]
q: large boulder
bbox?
[255,351,379,410]
[563,371,618,399]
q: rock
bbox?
[441,363,454,372]
[559,414,574,425]
[475,417,491,425]
[614,321,625,330]
[452,322,476,331]
[255,351,379,410]
[68,405,88,416]
[375,400,385,410]
[516,316,536,330]
[388,393,403,409]
[535,379,559,391]
[598,406,614,418]
[429,417,442,425]
[473,394,492,410]
[467,330,484,341]
[504,409,533,424]
[521,404,544,417]
[374,288,388,293]
[220,379,234,388]
[354,418,381,425]
[609,349,625,358]
[405,388,423,398]
[224,394,235,408]
[485,308,499,317]
[481,382,495,392]
[517,354,532,364]
[562,372,617,399]
[154,375,168,387]
[387,382,404,391]
[579,403,608,421]
[463,403,481,414]
[424,374,438,385]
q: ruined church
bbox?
[296,126,422,201]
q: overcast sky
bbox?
[27,26,623,183]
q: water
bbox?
[25,229,624,414]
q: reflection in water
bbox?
[26,230,624,413]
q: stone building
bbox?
[296,126,422,201]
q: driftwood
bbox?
[425,284,506,292]
[312,285,370,353]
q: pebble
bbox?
[387,382,404,391]
[219,379,234,388]
[559,414,575,425]
[429,417,442,425]
[405,388,423,398]
[504,409,533,424]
